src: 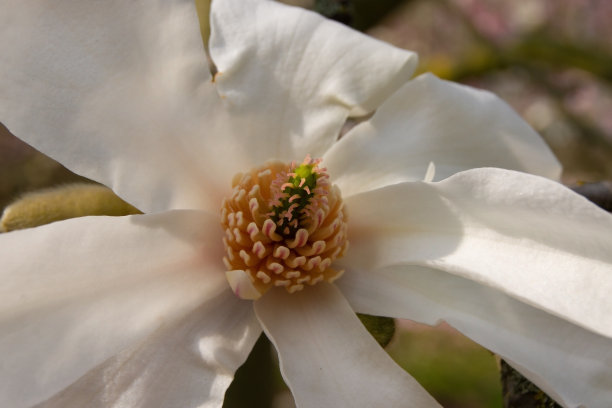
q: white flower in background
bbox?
[1,0,611,407]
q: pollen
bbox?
[221,156,348,300]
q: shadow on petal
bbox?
[343,180,463,270]
[36,290,260,408]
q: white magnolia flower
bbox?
[1,0,611,407]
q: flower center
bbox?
[221,156,348,300]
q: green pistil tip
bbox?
[292,163,317,189]
[294,163,316,185]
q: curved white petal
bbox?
[342,168,612,338]
[0,0,231,214]
[254,284,441,408]
[337,266,612,408]
[209,0,417,162]
[0,211,228,407]
[36,290,261,408]
[325,73,561,197]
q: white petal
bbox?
[342,168,612,338]
[0,211,228,407]
[254,284,441,408]
[338,266,612,408]
[226,269,263,300]
[0,0,230,214]
[209,0,417,162]
[36,291,261,408]
[325,73,561,197]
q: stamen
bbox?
[256,271,271,284]
[221,158,348,299]
[274,245,290,259]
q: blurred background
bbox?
[1,0,611,407]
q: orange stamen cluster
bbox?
[221,158,348,299]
